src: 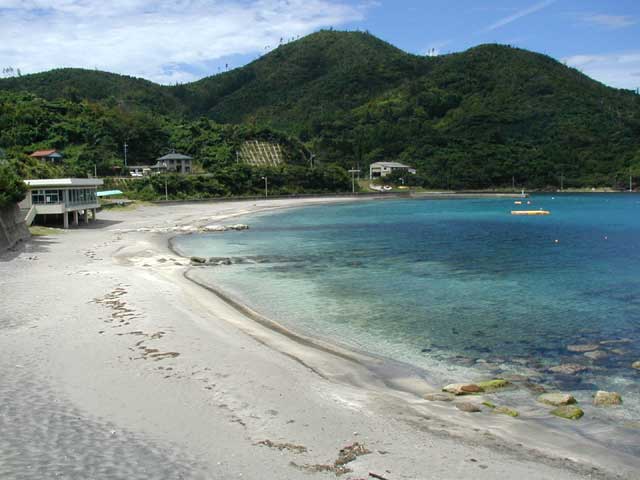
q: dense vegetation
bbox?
[108,164,351,200]
[0,162,27,208]
[0,90,349,200]
[2,30,640,192]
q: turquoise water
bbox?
[174,195,640,415]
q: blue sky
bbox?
[0,0,638,89]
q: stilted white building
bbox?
[19,178,103,229]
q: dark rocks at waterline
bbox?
[208,257,233,266]
[583,350,608,361]
[190,256,207,265]
[547,364,589,375]
[448,356,477,367]
[593,391,622,407]
[523,382,547,394]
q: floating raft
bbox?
[511,210,551,216]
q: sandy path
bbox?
[0,198,636,479]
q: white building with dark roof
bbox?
[151,152,192,174]
[369,161,416,178]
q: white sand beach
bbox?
[1,198,637,479]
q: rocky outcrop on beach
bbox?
[593,391,622,407]
[202,223,249,232]
[455,402,481,413]
[119,223,250,235]
[476,379,511,392]
[551,405,584,420]
[442,383,483,395]
[538,393,577,406]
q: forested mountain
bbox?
[2,30,640,190]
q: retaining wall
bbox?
[0,204,30,252]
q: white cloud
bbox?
[0,0,369,84]
[564,52,640,89]
[582,14,636,29]
[483,0,556,32]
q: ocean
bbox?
[173,194,640,423]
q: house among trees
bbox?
[151,152,192,174]
[369,161,416,178]
[30,149,63,162]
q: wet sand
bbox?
[1,197,637,479]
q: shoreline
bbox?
[2,197,638,479]
[165,201,640,474]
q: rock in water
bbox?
[551,405,584,420]
[548,364,588,375]
[477,379,511,392]
[584,350,608,361]
[202,224,227,232]
[566,344,599,353]
[190,256,207,264]
[442,383,484,395]
[593,391,622,407]
[424,393,455,402]
[228,224,249,230]
[456,402,481,413]
[538,393,577,406]
[632,361,640,370]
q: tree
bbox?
[0,163,27,208]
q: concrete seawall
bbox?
[0,204,30,252]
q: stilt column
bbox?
[73,211,79,226]
[63,212,69,229]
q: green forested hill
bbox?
[0,68,184,114]
[2,30,640,189]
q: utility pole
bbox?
[348,168,361,194]
[630,171,633,192]
[512,176,515,191]
[123,141,128,168]
[261,176,268,198]
[560,172,564,192]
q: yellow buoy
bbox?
[511,210,551,216]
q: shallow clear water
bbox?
[175,195,640,418]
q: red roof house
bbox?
[30,149,63,162]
